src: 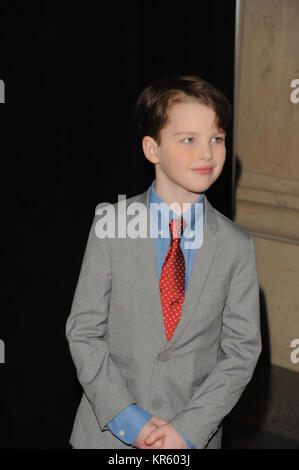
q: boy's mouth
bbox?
[191,166,214,174]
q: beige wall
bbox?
[234,0,299,371]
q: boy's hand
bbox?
[144,423,189,449]
[133,416,167,449]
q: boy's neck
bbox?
[154,179,203,215]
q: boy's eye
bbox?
[182,137,194,144]
[211,136,224,143]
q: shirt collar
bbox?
[149,179,205,240]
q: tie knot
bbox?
[169,217,186,239]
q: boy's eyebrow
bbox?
[174,131,198,135]
[174,130,226,135]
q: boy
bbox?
[66,75,262,449]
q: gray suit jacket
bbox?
[66,185,262,449]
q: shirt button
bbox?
[159,352,169,362]
[158,230,163,236]
[119,430,125,437]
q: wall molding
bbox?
[238,171,299,198]
[235,171,299,243]
[235,197,299,244]
[243,229,299,246]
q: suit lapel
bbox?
[134,186,220,349]
[135,188,169,347]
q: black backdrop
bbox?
[0,1,236,448]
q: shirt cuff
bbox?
[107,404,153,445]
[178,430,196,449]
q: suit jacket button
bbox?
[151,399,162,410]
[159,353,169,362]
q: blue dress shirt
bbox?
[107,180,205,449]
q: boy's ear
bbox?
[142,136,160,164]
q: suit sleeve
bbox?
[65,207,137,431]
[169,236,262,448]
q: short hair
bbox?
[136,75,232,144]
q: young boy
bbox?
[66,75,262,449]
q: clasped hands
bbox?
[133,416,189,449]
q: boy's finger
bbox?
[151,438,163,449]
[145,427,164,445]
[152,417,167,425]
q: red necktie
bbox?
[159,218,186,342]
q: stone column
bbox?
[234,0,299,371]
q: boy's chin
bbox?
[184,181,214,195]
[188,175,220,194]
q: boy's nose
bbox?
[198,146,213,160]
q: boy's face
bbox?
[143,100,226,202]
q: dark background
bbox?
[0,1,236,448]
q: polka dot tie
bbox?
[159,218,186,341]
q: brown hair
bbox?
[136,75,232,144]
